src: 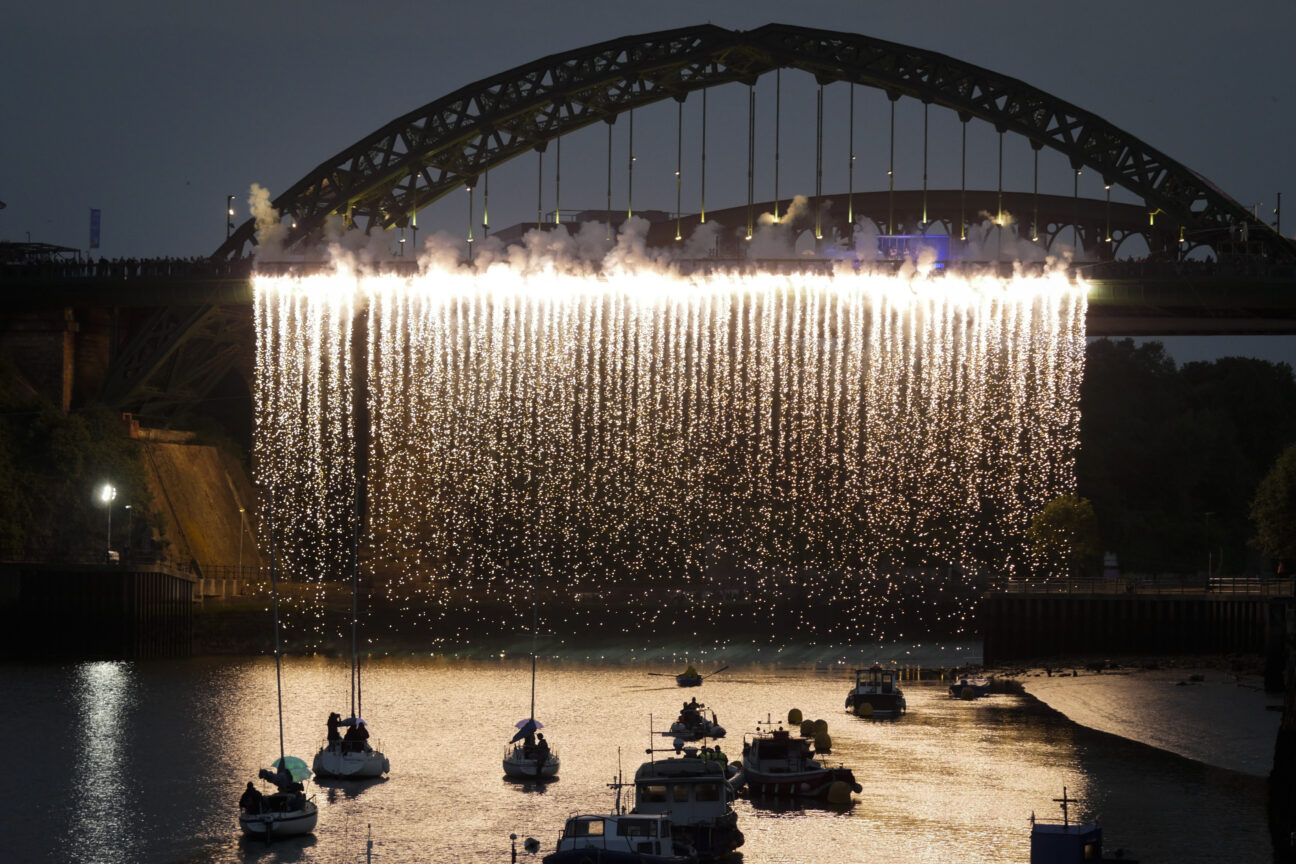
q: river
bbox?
[6,651,1269,863]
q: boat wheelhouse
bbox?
[632,754,743,860]
[739,727,860,799]
[541,813,697,864]
[845,664,907,716]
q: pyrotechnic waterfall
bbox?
[254,263,1085,646]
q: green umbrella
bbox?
[272,756,312,782]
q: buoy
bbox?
[788,708,803,725]
[813,730,832,752]
[813,718,828,734]
[799,719,815,737]
[854,701,874,717]
[826,780,852,804]
[961,685,975,700]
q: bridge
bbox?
[2,22,1294,425]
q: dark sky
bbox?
[4,1,1294,363]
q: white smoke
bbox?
[247,184,286,258]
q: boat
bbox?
[1030,786,1138,863]
[948,676,991,699]
[673,663,726,687]
[845,663,907,716]
[630,748,743,861]
[667,698,727,741]
[541,813,697,864]
[312,521,390,779]
[237,513,318,840]
[502,593,560,780]
[737,723,860,800]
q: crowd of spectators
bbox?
[0,254,254,281]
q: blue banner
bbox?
[89,208,101,249]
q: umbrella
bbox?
[510,718,543,743]
[272,755,313,782]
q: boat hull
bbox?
[741,765,859,798]
[845,692,906,716]
[238,798,318,839]
[504,752,559,779]
[313,746,389,778]
[676,675,703,687]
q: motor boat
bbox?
[667,699,726,741]
[1030,786,1138,863]
[948,676,991,699]
[738,725,860,800]
[630,750,743,861]
[845,663,907,716]
[541,813,697,864]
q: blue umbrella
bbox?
[272,755,313,782]
[510,718,543,743]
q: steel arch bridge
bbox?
[215,22,1292,262]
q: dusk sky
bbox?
[5,0,1294,362]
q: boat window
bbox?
[695,783,720,802]
[617,819,657,837]
[570,819,603,837]
[672,784,690,802]
[642,784,669,803]
[762,745,788,760]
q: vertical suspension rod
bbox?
[1032,148,1039,241]
[536,148,543,231]
[747,84,755,240]
[1074,168,1081,254]
[888,97,895,235]
[700,88,707,224]
[815,83,823,239]
[675,99,683,241]
[627,109,635,219]
[997,130,1004,226]
[483,170,489,237]
[606,121,613,240]
[774,69,781,222]
[921,102,929,234]
[467,183,475,261]
[960,117,967,241]
[555,136,561,225]
[847,83,855,239]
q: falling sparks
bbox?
[254,259,1086,650]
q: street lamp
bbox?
[124,504,132,554]
[238,506,246,575]
[100,484,116,562]
[226,195,236,239]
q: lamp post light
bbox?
[226,195,236,239]
[238,506,246,575]
[124,504,132,554]
[100,484,116,562]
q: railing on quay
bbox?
[987,575,1294,597]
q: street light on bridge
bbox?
[100,483,116,563]
[226,195,236,240]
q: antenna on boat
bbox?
[616,747,624,814]
[268,493,285,765]
[1054,786,1076,827]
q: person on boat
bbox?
[343,717,370,753]
[684,663,697,678]
[353,718,371,751]
[534,733,550,777]
[522,727,536,758]
[326,712,342,749]
[239,781,262,814]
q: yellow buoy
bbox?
[788,708,803,725]
[854,701,874,717]
[826,780,852,804]
[799,719,815,737]
[813,718,828,734]
[813,731,832,752]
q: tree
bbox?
[1027,494,1101,578]
[1250,443,1296,567]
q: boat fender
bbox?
[826,780,852,804]
[787,708,803,725]
[813,718,828,734]
[799,720,814,737]
[710,725,726,738]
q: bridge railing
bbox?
[987,575,1293,597]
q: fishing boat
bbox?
[541,814,697,864]
[845,663,907,716]
[312,521,389,779]
[502,595,559,780]
[630,749,743,861]
[948,676,991,700]
[1030,786,1138,863]
[237,508,318,841]
[737,723,860,800]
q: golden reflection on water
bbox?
[20,657,1269,863]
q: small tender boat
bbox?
[541,813,697,864]
[845,663,907,716]
[676,672,703,687]
[948,677,991,700]
[1030,786,1138,863]
[631,750,743,861]
[738,725,860,799]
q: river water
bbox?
[8,652,1269,864]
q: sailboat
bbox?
[312,509,389,779]
[502,593,559,780]
[238,503,319,840]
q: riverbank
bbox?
[1003,654,1280,777]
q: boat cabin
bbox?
[553,814,675,858]
[634,757,733,816]
[1030,787,1137,864]
[854,664,898,693]
[743,728,818,771]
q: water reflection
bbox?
[317,775,388,803]
[67,661,137,864]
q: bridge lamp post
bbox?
[226,195,235,240]
[238,506,246,574]
[124,504,132,553]
[100,484,116,562]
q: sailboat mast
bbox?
[269,503,285,763]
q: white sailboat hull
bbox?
[313,745,389,778]
[503,745,559,779]
[239,799,318,838]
